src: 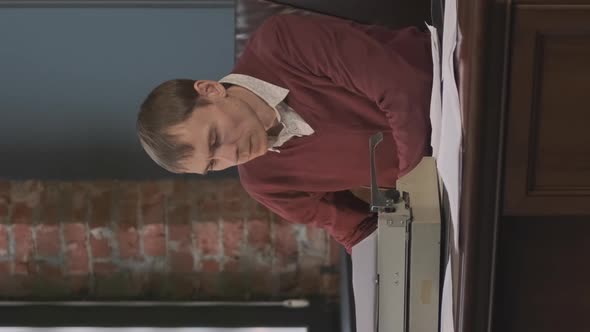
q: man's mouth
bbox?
[236,136,252,164]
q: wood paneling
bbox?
[504,6,590,215]
[493,217,590,332]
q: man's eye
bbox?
[207,160,216,172]
[211,131,218,148]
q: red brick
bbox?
[167,203,190,224]
[222,219,244,257]
[67,275,90,294]
[278,271,299,295]
[35,225,61,257]
[329,239,342,266]
[10,180,42,207]
[169,251,194,273]
[194,221,220,256]
[0,203,8,220]
[90,191,111,226]
[90,228,112,259]
[195,182,222,218]
[64,224,89,275]
[143,223,166,257]
[141,200,165,225]
[0,180,10,202]
[223,258,240,272]
[39,184,60,224]
[321,274,340,296]
[14,261,35,275]
[118,184,138,224]
[0,261,11,274]
[303,224,327,256]
[66,184,88,224]
[119,203,138,225]
[172,180,190,197]
[13,224,33,262]
[66,247,89,275]
[168,224,191,246]
[93,261,118,275]
[298,256,323,294]
[248,266,274,296]
[69,205,87,224]
[274,221,298,268]
[168,224,192,273]
[247,219,271,250]
[118,226,140,259]
[140,182,164,204]
[248,200,271,219]
[199,273,220,296]
[166,274,199,299]
[120,182,139,199]
[64,223,86,243]
[220,180,248,217]
[36,261,62,278]
[201,259,220,273]
[11,203,34,224]
[0,225,8,256]
[0,182,9,219]
[0,275,32,297]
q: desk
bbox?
[456,0,590,331]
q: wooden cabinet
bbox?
[456,1,590,332]
[504,6,590,215]
[498,4,590,332]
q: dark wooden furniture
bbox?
[457,0,590,331]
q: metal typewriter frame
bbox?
[369,132,442,332]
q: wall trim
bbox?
[0,0,233,8]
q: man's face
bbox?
[170,81,269,174]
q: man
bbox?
[137,14,432,253]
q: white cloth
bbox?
[219,74,314,152]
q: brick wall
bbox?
[0,179,340,300]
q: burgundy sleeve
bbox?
[247,188,377,254]
[253,15,432,175]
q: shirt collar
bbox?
[219,74,289,122]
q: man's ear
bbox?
[194,80,226,99]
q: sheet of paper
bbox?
[437,0,461,330]
[428,22,457,332]
[438,0,461,253]
[441,255,456,332]
[427,24,442,160]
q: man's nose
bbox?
[213,143,238,165]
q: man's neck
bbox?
[226,85,278,131]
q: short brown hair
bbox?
[137,79,209,173]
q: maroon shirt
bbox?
[235,15,432,253]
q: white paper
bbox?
[427,24,442,160]
[441,255,456,332]
[438,0,461,253]
[437,0,461,330]
[428,21,458,332]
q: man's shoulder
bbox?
[253,14,338,42]
[257,14,313,32]
[237,158,289,197]
[237,162,268,195]
[247,14,298,48]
